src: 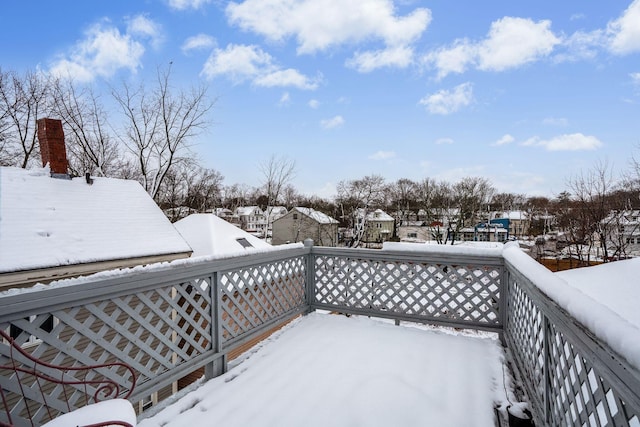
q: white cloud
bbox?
[201,44,320,89]
[522,133,602,151]
[346,46,414,73]
[570,13,586,21]
[168,0,212,10]
[419,82,473,115]
[126,15,164,49]
[492,134,514,146]
[423,40,476,79]
[555,30,605,62]
[435,137,454,145]
[182,34,216,54]
[608,0,640,55]
[320,115,345,129]
[254,68,321,90]
[308,99,320,109]
[424,17,559,78]
[49,20,148,82]
[226,0,431,71]
[369,150,396,160]
[632,72,640,85]
[478,17,559,71]
[542,117,569,126]
[278,92,291,106]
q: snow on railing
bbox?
[1,241,639,427]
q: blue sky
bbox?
[2,0,639,198]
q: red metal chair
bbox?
[0,329,136,427]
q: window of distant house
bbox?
[236,238,254,249]
[408,232,417,238]
[293,214,298,220]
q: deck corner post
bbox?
[304,239,316,313]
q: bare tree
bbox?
[0,69,50,168]
[336,174,386,247]
[51,78,120,177]
[567,160,618,263]
[112,65,213,200]
[451,177,495,229]
[386,178,417,224]
[260,154,296,207]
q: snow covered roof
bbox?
[367,209,394,221]
[235,206,263,216]
[495,211,529,220]
[293,207,338,224]
[265,206,287,216]
[0,166,192,275]
[174,214,273,257]
[354,208,394,221]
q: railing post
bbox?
[205,271,227,380]
[304,239,316,313]
[542,314,551,425]
[498,265,509,346]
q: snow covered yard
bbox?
[139,312,510,427]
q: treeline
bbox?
[2,67,640,257]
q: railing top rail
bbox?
[0,244,309,321]
[310,245,505,266]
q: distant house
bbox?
[603,210,640,258]
[174,213,273,257]
[212,208,234,221]
[0,118,193,290]
[459,223,508,243]
[265,206,288,239]
[493,211,530,238]
[354,209,395,245]
[235,206,267,237]
[271,207,338,246]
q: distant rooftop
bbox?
[174,213,273,257]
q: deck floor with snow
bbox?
[139,313,508,427]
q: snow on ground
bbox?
[139,313,509,427]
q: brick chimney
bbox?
[37,118,69,178]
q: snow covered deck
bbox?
[139,313,507,427]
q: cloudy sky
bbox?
[2,0,639,197]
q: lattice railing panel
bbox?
[313,255,502,326]
[504,276,545,413]
[219,257,306,343]
[1,276,213,426]
[505,269,640,427]
[546,321,640,426]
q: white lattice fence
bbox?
[219,256,306,345]
[505,268,640,427]
[0,276,214,426]
[312,253,503,330]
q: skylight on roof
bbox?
[236,238,253,249]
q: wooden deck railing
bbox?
[1,241,639,426]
